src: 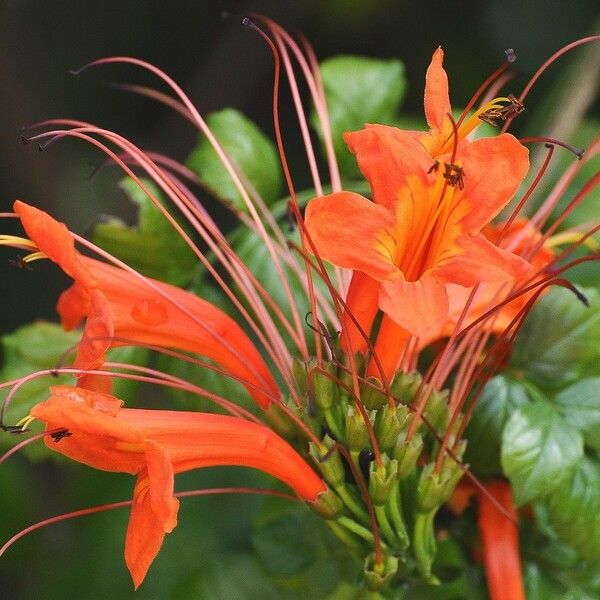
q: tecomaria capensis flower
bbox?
[305,123,529,378]
[26,385,327,588]
[13,200,278,408]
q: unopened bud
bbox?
[346,407,371,452]
[390,371,422,403]
[363,553,399,591]
[375,405,409,450]
[308,488,344,519]
[309,435,346,487]
[423,388,449,434]
[369,457,398,505]
[339,352,365,390]
[394,431,423,479]
[311,361,339,411]
[361,376,387,410]
[416,448,465,513]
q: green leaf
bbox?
[0,322,79,459]
[313,55,406,177]
[92,177,197,286]
[554,378,600,452]
[511,287,600,389]
[186,108,282,209]
[253,497,356,598]
[546,456,600,562]
[464,375,530,476]
[501,400,583,506]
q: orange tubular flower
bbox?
[29,385,327,588]
[305,128,529,377]
[477,481,525,600]
[13,201,278,408]
[305,48,531,379]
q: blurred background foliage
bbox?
[0,1,598,598]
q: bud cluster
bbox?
[289,358,468,589]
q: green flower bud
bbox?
[374,405,408,450]
[363,553,399,591]
[310,361,339,411]
[346,407,371,452]
[423,388,449,434]
[390,371,422,404]
[309,435,346,487]
[416,448,465,513]
[308,488,344,519]
[393,431,424,479]
[339,352,365,391]
[369,457,399,505]
[361,376,387,410]
[292,356,315,397]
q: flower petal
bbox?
[435,234,530,288]
[343,125,432,210]
[125,482,168,590]
[378,274,449,339]
[340,272,380,355]
[456,134,529,232]
[144,440,179,533]
[424,47,451,132]
[304,191,399,281]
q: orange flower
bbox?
[477,481,525,600]
[13,201,278,408]
[445,218,556,335]
[29,385,326,588]
[304,49,530,379]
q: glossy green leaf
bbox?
[0,322,79,459]
[313,55,406,177]
[511,287,600,389]
[501,400,583,506]
[554,377,600,452]
[464,375,530,476]
[186,108,282,209]
[253,497,356,598]
[92,177,197,286]
[546,456,600,561]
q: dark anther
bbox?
[9,256,33,271]
[286,200,297,232]
[427,160,440,174]
[479,94,524,127]
[50,429,72,443]
[572,287,590,307]
[1,424,29,435]
[443,162,465,190]
[504,48,517,63]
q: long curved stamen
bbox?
[70,56,310,366]
[500,35,600,133]
[0,487,299,560]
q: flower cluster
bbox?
[1,18,598,598]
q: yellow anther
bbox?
[16,415,36,431]
[0,235,38,250]
[548,231,600,252]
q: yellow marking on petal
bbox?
[547,231,600,251]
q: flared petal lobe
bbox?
[304,191,399,281]
[13,201,278,408]
[343,125,432,210]
[30,386,327,587]
[455,135,529,232]
[424,47,451,132]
